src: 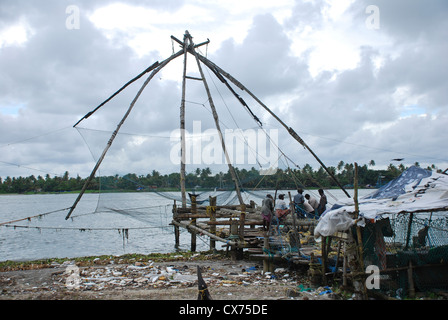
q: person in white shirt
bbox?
[305,194,318,210]
[304,193,319,218]
[275,194,290,220]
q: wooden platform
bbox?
[170,196,319,265]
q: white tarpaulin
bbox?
[314,166,448,237]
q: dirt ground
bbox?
[0,256,338,301]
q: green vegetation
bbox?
[0,161,441,194]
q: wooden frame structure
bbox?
[65,30,349,221]
[64,30,353,278]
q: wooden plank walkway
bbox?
[170,196,319,267]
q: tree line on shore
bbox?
[0,161,440,194]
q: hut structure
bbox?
[315,165,448,298]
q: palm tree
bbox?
[337,161,345,172]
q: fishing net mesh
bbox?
[362,211,448,297]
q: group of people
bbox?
[260,188,327,231]
[293,188,327,218]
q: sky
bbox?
[1,0,447,181]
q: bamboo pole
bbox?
[206,220,263,226]
[321,236,328,285]
[288,191,300,249]
[342,242,348,287]
[196,53,351,199]
[179,32,189,209]
[209,196,217,251]
[186,39,244,206]
[65,49,184,220]
[171,220,237,247]
[239,204,246,242]
[353,162,368,299]
[230,219,240,260]
[354,162,365,271]
[405,212,414,250]
[173,200,180,248]
[73,61,160,128]
[190,193,197,252]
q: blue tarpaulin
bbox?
[315,167,448,237]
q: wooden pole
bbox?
[196,53,351,199]
[321,236,328,285]
[333,240,342,280]
[73,61,160,128]
[354,162,365,271]
[405,212,414,250]
[209,196,217,251]
[345,231,368,300]
[65,49,184,220]
[288,191,300,249]
[263,233,274,273]
[239,204,246,241]
[342,242,348,287]
[230,219,239,261]
[407,261,416,298]
[190,193,197,252]
[179,31,189,209]
[186,37,244,206]
[352,162,368,299]
[172,220,237,247]
[173,200,180,249]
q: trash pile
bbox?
[60,262,280,290]
[49,258,345,300]
[286,285,342,300]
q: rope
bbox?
[0,207,71,226]
[1,224,169,231]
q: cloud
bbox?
[1,0,447,181]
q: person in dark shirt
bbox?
[261,194,274,231]
[317,188,327,216]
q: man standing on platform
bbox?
[317,188,327,216]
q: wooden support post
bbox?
[354,162,365,271]
[263,233,274,273]
[405,212,414,250]
[345,231,368,300]
[250,200,256,229]
[342,242,348,287]
[239,204,246,241]
[209,196,217,251]
[350,162,368,299]
[190,194,197,252]
[179,32,189,209]
[288,191,300,249]
[186,35,244,206]
[195,52,351,199]
[408,261,415,298]
[332,240,342,281]
[172,220,237,247]
[321,236,328,285]
[235,204,246,260]
[173,200,180,249]
[230,219,239,261]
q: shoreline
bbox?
[0,251,225,271]
[0,250,319,301]
[2,251,447,301]
[0,186,371,196]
